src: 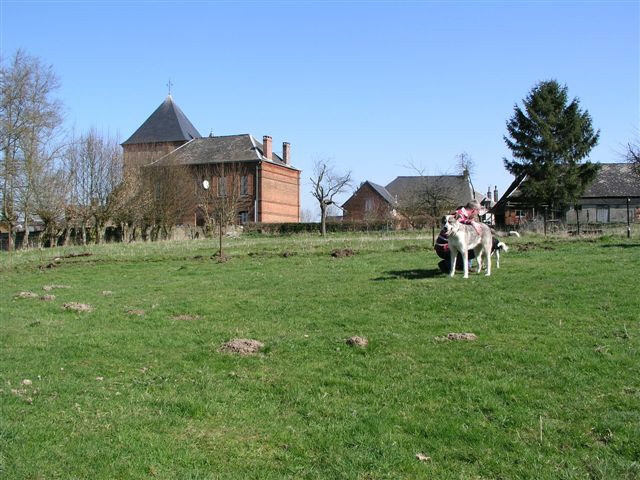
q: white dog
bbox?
[444,215,493,278]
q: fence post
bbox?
[627,197,631,239]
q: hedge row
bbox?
[243,221,398,235]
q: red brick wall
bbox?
[123,141,187,169]
[259,162,300,222]
[343,184,390,221]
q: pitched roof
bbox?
[366,181,396,205]
[385,175,476,207]
[122,96,202,145]
[493,163,640,212]
[149,134,298,169]
[582,163,640,198]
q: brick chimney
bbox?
[263,135,272,160]
[493,185,499,202]
[487,186,492,202]
[282,142,290,165]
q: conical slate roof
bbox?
[122,96,202,145]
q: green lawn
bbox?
[1,232,639,479]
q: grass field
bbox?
[1,232,639,479]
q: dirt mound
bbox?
[331,248,355,258]
[127,309,145,316]
[346,336,368,347]
[215,254,230,263]
[17,291,38,299]
[41,294,55,302]
[43,284,71,291]
[219,338,264,355]
[436,332,477,341]
[63,303,93,313]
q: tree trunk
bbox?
[21,217,30,250]
[121,223,129,243]
[6,223,15,251]
[320,205,327,236]
[63,226,71,246]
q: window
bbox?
[217,176,227,197]
[238,211,249,224]
[365,198,374,212]
[240,175,249,196]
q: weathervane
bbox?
[167,79,173,96]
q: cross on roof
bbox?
[167,79,173,95]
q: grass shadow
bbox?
[601,243,640,249]
[373,268,443,281]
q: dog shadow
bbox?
[373,268,443,281]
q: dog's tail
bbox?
[496,241,509,252]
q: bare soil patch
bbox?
[40,295,55,302]
[346,336,369,347]
[215,254,230,263]
[63,303,93,313]
[127,309,145,316]
[17,291,38,299]
[435,332,478,341]
[219,338,264,355]
[43,284,71,291]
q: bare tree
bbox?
[311,160,352,236]
[399,162,457,230]
[142,164,194,240]
[1,49,63,250]
[108,166,144,243]
[196,162,250,256]
[65,128,122,244]
[33,163,67,247]
[455,152,476,199]
[626,140,640,177]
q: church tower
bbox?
[121,95,202,169]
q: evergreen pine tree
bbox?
[503,80,600,215]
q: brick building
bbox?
[343,173,484,224]
[342,181,398,222]
[122,96,300,225]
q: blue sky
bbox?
[1,0,638,216]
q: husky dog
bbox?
[443,215,493,278]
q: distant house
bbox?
[341,181,398,222]
[491,163,640,226]
[122,95,300,225]
[342,172,486,224]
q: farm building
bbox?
[122,96,300,225]
[491,163,640,227]
[342,172,488,225]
